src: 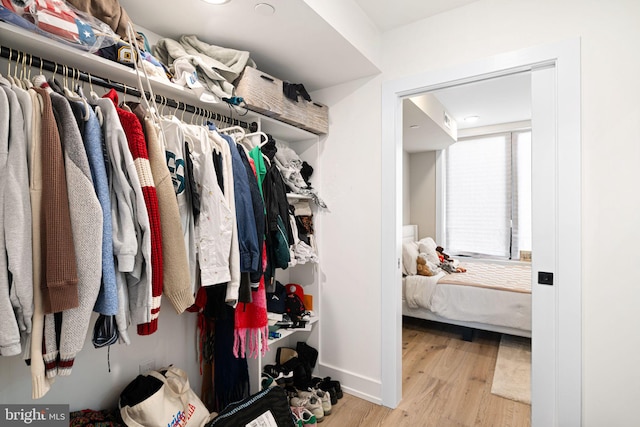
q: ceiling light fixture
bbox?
[201,0,231,4]
[254,2,275,15]
[464,115,480,123]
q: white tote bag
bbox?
[120,366,214,427]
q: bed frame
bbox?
[401,225,531,339]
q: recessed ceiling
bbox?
[404,72,532,152]
[432,72,532,130]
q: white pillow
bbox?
[402,241,420,276]
[418,237,440,266]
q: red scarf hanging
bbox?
[233,245,269,358]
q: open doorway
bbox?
[380,39,582,426]
[399,71,533,422]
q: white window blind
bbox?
[444,130,531,259]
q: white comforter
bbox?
[403,272,445,309]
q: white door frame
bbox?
[380,39,581,426]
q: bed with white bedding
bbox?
[401,225,531,338]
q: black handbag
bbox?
[205,386,295,427]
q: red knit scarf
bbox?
[233,246,268,358]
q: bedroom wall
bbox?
[409,151,437,240]
[313,0,639,424]
[402,150,411,225]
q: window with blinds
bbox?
[443,130,531,259]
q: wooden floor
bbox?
[320,317,531,427]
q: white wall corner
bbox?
[303,0,382,70]
[319,362,382,405]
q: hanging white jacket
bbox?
[183,124,234,295]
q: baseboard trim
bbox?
[318,362,382,405]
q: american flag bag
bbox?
[1,0,96,47]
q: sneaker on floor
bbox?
[263,364,294,387]
[263,364,286,386]
[315,389,331,415]
[290,395,324,423]
[317,377,343,400]
[284,385,299,401]
[296,388,331,416]
[261,372,278,390]
[322,385,337,405]
[291,406,317,426]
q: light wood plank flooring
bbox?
[320,317,531,427]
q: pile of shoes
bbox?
[259,342,343,425]
[284,377,343,425]
[310,376,343,407]
[287,385,330,425]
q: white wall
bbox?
[402,150,411,225]
[315,0,640,425]
[310,74,384,401]
[3,2,638,424]
[409,151,437,239]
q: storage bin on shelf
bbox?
[235,66,329,135]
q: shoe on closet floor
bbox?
[261,372,278,390]
[296,388,331,416]
[276,346,298,365]
[315,383,337,406]
[290,406,317,426]
[290,395,324,423]
[263,364,293,386]
[316,376,343,400]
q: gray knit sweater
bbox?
[0,86,21,356]
[0,77,33,357]
[44,90,102,377]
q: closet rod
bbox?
[0,45,258,132]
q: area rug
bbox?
[491,334,531,404]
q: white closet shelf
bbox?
[286,193,313,200]
[1,21,324,144]
[2,23,205,107]
[259,114,320,144]
[268,316,318,345]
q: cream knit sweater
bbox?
[144,116,194,313]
